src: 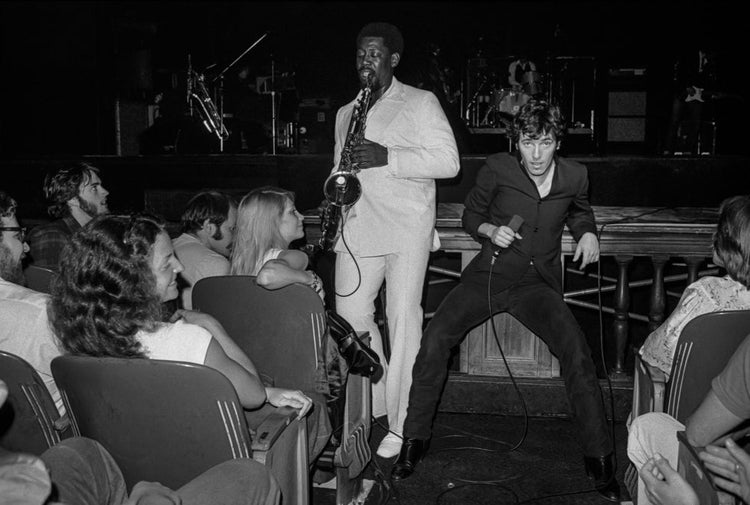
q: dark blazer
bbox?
[461,152,596,293]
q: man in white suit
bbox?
[331,22,460,458]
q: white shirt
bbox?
[0,278,64,414]
[173,233,230,309]
[137,319,212,364]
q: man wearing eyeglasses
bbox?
[26,162,109,270]
[0,190,63,414]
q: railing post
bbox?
[612,255,633,377]
[684,256,704,285]
[648,255,670,332]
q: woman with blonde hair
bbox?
[230,186,323,296]
[231,187,351,452]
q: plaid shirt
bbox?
[27,215,81,271]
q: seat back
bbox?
[193,275,373,500]
[666,310,750,423]
[0,351,64,454]
[23,265,58,294]
[51,355,254,490]
[193,275,323,392]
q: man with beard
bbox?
[0,191,63,413]
[27,162,109,270]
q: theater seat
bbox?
[0,350,69,454]
[194,275,373,505]
[51,355,309,505]
[23,265,58,294]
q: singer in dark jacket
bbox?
[392,99,619,503]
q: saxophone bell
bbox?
[319,73,373,250]
[323,171,362,207]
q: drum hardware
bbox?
[464,74,489,126]
[479,88,532,128]
[209,31,270,153]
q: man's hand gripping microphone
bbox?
[492,214,524,263]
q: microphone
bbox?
[492,214,524,259]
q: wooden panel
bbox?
[466,313,561,378]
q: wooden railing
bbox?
[305,204,719,378]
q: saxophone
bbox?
[187,65,229,141]
[319,74,373,250]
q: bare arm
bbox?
[172,309,258,376]
[686,390,744,447]
[201,330,312,417]
[204,338,267,409]
[256,250,315,290]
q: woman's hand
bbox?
[264,387,312,419]
[639,453,699,505]
[700,438,750,503]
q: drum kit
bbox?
[476,68,545,128]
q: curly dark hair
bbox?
[0,190,17,218]
[49,214,166,358]
[510,99,566,143]
[180,190,236,239]
[43,162,100,218]
[713,195,750,288]
[357,22,404,55]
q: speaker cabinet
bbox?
[298,98,334,154]
[606,67,649,151]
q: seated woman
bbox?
[229,187,347,418]
[639,195,750,379]
[48,213,330,460]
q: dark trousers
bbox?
[403,267,613,457]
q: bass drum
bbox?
[496,89,531,121]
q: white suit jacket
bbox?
[332,77,459,256]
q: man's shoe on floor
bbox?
[584,453,621,503]
[376,432,403,458]
[391,438,429,481]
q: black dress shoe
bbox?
[584,453,621,503]
[391,438,429,481]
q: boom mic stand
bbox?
[212,31,270,153]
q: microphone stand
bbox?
[211,31,270,153]
[270,56,277,155]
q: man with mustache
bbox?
[27,162,110,270]
[330,22,459,459]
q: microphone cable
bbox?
[486,251,529,453]
[592,206,672,483]
[334,209,362,298]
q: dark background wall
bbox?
[1,1,748,157]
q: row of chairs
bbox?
[1,275,374,505]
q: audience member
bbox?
[27,162,109,270]
[0,380,282,505]
[639,195,750,379]
[48,213,331,459]
[230,187,346,409]
[173,191,237,309]
[629,332,750,505]
[0,190,63,413]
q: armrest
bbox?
[53,413,70,432]
[251,406,299,451]
[632,355,668,423]
[646,363,667,385]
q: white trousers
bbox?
[627,412,685,505]
[335,248,430,435]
